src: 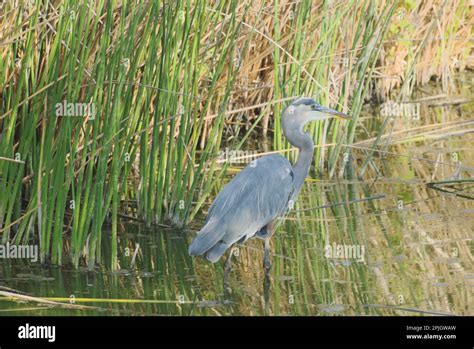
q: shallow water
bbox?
[1,75,473,316]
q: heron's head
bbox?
[281,97,351,147]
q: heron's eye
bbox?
[311,104,318,111]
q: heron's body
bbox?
[188,154,294,262]
[188,97,350,271]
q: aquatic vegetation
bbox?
[0,0,471,272]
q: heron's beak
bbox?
[317,106,352,120]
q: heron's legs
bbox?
[263,232,273,314]
[263,269,271,315]
[262,221,275,275]
[223,250,233,298]
[263,237,271,274]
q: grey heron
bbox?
[188,97,351,278]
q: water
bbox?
[1,75,473,316]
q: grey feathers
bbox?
[188,154,294,262]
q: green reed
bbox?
[272,0,396,177]
[0,1,249,269]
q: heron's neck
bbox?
[291,136,314,200]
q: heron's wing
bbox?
[189,154,294,260]
[208,154,294,220]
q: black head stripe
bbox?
[291,97,317,107]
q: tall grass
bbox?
[0,0,471,270]
[0,1,249,269]
[271,0,396,177]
